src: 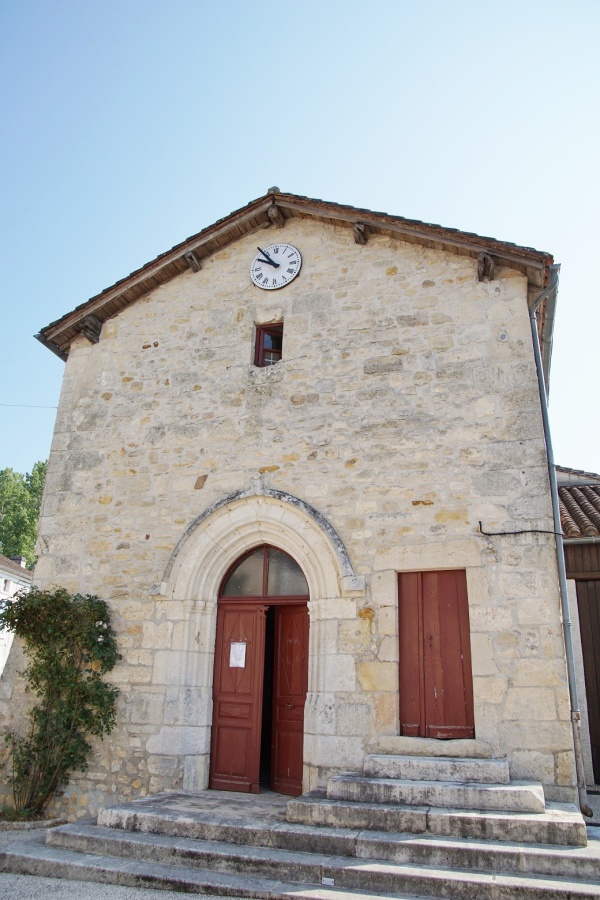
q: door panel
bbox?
[576,580,600,782]
[271,604,309,795]
[399,570,474,739]
[209,603,266,793]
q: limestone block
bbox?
[376,735,492,759]
[128,692,165,725]
[164,686,211,726]
[142,621,173,650]
[517,598,557,625]
[338,618,371,654]
[357,661,397,693]
[146,725,209,756]
[146,755,179,776]
[470,634,499,676]
[112,665,152,685]
[371,571,397,609]
[125,649,154,666]
[310,598,357,620]
[375,607,398,641]
[323,654,356,692]
[503,687,557,721]
[378,635,398,662]
[336,703,372,736]
[469,606,514,632]
[374,539,482,572]
[510,659,566,688]
[304,734,364,769]
[498,721,574,753]
[510,750,554,784]
[374,692,398,733]
[495,631,521,658]
[152,651,184,686]
[304,693,337,736]
[555,750,576,786]
[473,676,507,705]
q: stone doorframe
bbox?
[153,490,366,793]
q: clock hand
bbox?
[257,246,280,268]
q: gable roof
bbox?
[36,189,555,362]
[0,553,33,582]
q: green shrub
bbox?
[0,587,120,815]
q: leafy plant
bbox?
[0,460,47,567]
[0,587,119,815]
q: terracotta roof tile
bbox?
[559,485,600,538]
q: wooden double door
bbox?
[209,600,309,795]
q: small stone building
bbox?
[0,190,580,818]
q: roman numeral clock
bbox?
[250,244,302,290]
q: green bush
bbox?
[0,587,120,815]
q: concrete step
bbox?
[2,829,600,899]
[287,791,588,846]
[364,754,510,784]
[48,820,600,881]
[328,774,546,813]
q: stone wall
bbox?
[0,217,576,818]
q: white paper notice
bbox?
[229,641,246,668]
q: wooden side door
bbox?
[576,580,600,782]
[399,570,474,739]
[271,604,309,796]
[209,602,266,793]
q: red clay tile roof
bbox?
[559,485,600,538]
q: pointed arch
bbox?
[161,489,362,603]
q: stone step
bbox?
[2,829,600,899]
[48,820,600,881]
[287,791,588,846]
[364,754,510,784]
[328,774,546,813]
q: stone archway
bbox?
[151,491,365,793]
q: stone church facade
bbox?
[0,191,578,819]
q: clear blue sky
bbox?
[1,0,599,475]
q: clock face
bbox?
[250,243,302,290]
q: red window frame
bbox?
[255,323,283,368]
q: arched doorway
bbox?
[209,545,310,796]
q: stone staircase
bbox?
[1,754,599,898]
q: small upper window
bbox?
[255,323,283,367]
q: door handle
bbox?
[285,702,295,709]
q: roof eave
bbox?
[37,191,554,358]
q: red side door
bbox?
[399,570,474,739]
[209,602,266,793]
[271,604,309,796]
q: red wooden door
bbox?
[576,580,600,782]
[209,602,266,793]
[271,604,309,796]
[399,570,474,739]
